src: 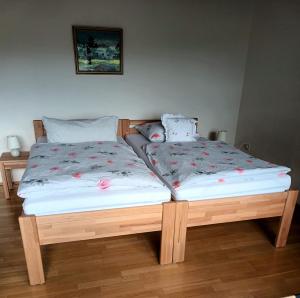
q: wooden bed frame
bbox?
[126,119,299,263]
[19,119,175,285]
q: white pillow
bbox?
[136,122,165,142]
[42,116,118,143]
[161,113,198,142]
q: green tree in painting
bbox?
[75,28,122,73]
[86,36,96,65]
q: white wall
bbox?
[235,0,300,189]
[0,0,253,181]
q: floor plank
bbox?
[0,186,300,298]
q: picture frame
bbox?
[72,26,123,75]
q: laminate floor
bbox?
[1,187,300,298]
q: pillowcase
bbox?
[136,122,165,142]
[161,113,198,142]
[42,116,118,143]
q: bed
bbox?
[125,119,298,263]
[18,119,173,286]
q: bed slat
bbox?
[186,192,287,228]
[36,205,163,245]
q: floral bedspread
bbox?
[145,140,290,190]
[18,141,165,198]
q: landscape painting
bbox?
[73,26,123,74]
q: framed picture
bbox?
[72,26,123,74]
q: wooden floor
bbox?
[1,187,300,298]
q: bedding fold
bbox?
[18,141,167,199]
[144,139,291,194]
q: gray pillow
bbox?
[136,122,165,142]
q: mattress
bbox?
[125,134,291,201]
[22,188,170,216]
[19,137,171,216]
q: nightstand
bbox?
[0,152,29,199]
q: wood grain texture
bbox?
[173,192,295,263]
[33,120,46,141]
[0,152,28,170]
[0,160,9,199]
[0,151,30,162]
[18,215,45,285]
[121,119,130,136]
[160,202,176,265]
[127,119,160,135]
[0,152,29,199]
[36,205,164,245]
[20,203,173,285]
[33,119,129,140]
[126,118,198,135]
[173,201,189,263]
[187,192,287,228]
[5,169,13,190]
[276,190,299,247]
[2,188,300,297]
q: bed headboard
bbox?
[125,118,199,135]
[33,119,130,141]
[124,120,159,135]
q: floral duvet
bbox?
[18,141,165,199]
[145,140,291,191]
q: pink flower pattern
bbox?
[172,180,180,189]
[151,133,161,139]
[72,172,81,179]
[20,141,168,198]
[278,172,287,177]
[97,179,111,190]
[144,139,288,191]
[50,166,60,171]
[21,139,288,199]
[68,152,77,157]
[235,167,244,174]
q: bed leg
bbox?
[173,201,189,263]
[6,169,13,190]
[275,190,298,248]
[160,202,176,265]
[19,215,45,285]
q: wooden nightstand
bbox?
[0,152,29,199]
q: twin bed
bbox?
[18,118,298,285]
[125,120,298,263]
